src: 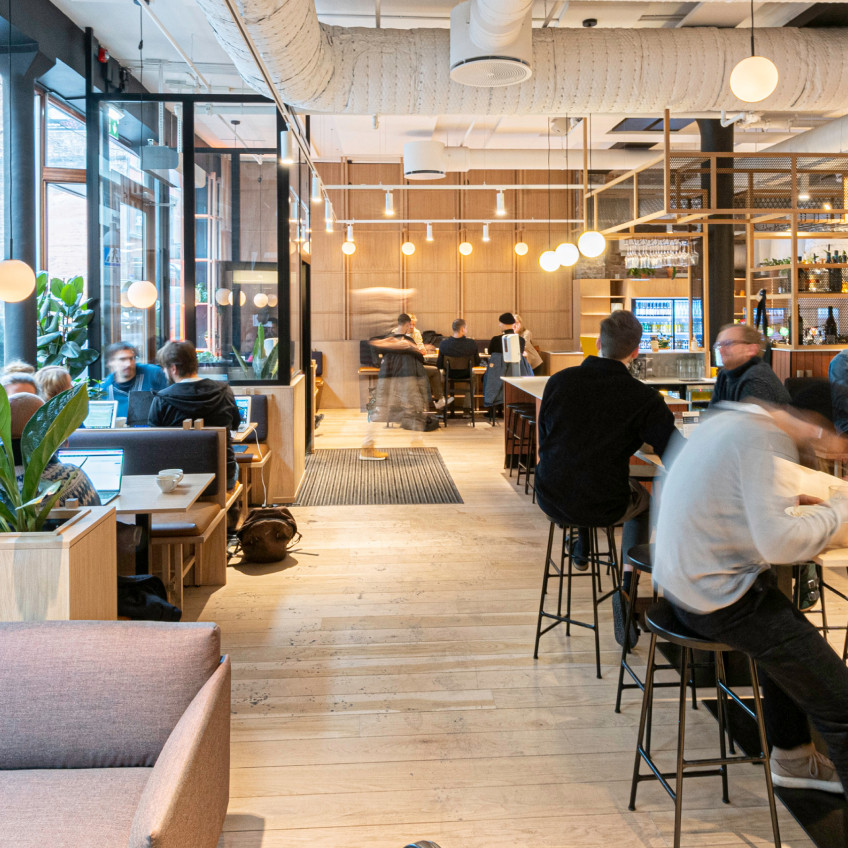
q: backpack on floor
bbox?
[236,506,301,563]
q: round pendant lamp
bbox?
[267,294,278,308]
[254,292,269,309]
[539,250,559,273]
[0,260,36,302]
[555,242,579,267]
[401,241,416,256]
[514,241,528,256]
[578,230,606,258]
[126,280,158,309]
[215,288,232,306]
[729,0,778,103]
[458,241,473,256]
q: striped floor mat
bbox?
[293,448,463,506]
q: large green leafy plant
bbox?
[36,272,100,378]
[0,384,89,532]
[233,325,279,380]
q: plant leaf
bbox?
[50,277,63,297]
[261,344,279,379]
[60,284,77,306]
[33,478,74,530]
[232,346,251,377]
[60,341,82,358]
[20,385,88,504]
[0,385,20,506]
[37,331,63,347]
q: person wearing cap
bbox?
[489,312,526,360]
[7,392,100,507]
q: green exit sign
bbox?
[108,117,120,139]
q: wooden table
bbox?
[113,473,215,575]
[231,422,257,444]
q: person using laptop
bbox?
[102,342,169,418]
[148,341,242,489]
[8,393,100,507]
[35,365,72,401]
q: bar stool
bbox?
[505,402,534,474]
[615,544,700,716]
[629,599,781,848]
[533,521,620,679]
[515,409,537,500]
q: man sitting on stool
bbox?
[535,310,677,644]
[437,318,480,414]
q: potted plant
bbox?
[36,272,100,378]
[0,383,117,620]
[233,325,279,380]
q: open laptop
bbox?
[83,400,118,429]
[233,396,251,435]
[126,391,154,427]
[55,448,124,505]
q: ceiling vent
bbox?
[403,141,446,181]
[449,1,532,88]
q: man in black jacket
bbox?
[535,310,676,614]
[148,341,241,489]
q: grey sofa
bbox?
[0,621,230,848]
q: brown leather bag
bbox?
[235,507,300,563]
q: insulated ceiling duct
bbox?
[449,0,533,87]
[197,0,848,115]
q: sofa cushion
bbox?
[151,503,221,537]
[0,768,150,848]
[0,622,221,769]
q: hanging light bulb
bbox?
[496,190,506,217]
[539,251,559,273]
[126,280,158,309]
[0,260,36,303]
[514,242,529,256]
[267,294,278,308]
[729,0,778,103]
[458,241,473,256]
[311,174,322,203]
[342,225,356,255]
[426,223,434,242]
[482,223,490,243]
[239,291,247,307]
[279,129,294,165]
[254,292,269,308]
[401,241,416,256]
[555,242,580,267]
[578,231,606,258]
[385,190,395,216]
[215,288,232,306]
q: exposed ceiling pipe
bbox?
[469,0,533,50]
[765,115,848,153]
[196,0,848,115]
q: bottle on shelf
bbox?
[825,305,838,344]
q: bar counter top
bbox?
[502,375,715,401]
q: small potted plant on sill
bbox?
[0,383,118,621]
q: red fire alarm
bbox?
[97,47,110,64]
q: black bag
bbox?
[236,506,301,563]
[117,575,182,621]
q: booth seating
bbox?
[0,620,230,848]
[68,427,231,607]
[233,394,273,510]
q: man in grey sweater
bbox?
[654,402,848,795]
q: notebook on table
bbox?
[56,448,124,505]
[83,400,118,429]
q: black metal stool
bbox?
[505,402,534,474]
[629,599,781,848]
[516,410,537,500]
[533,522,620,679]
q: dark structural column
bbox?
[697,119,735,354]
[3,46,52,365]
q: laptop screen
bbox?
[84,401,118,429]
[56,449,124,496]
[235,396,251,425]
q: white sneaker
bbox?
[771,747,844,794]
[434,397,446,409]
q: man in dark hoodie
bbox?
[148,341,241,489]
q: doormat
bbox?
[293,448,463,506]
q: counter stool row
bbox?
[505,402,536,502]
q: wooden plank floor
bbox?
[184,409,829,848]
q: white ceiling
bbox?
[49,0,834,155]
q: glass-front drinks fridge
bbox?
[632,298,703,351]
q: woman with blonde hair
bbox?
[35,365,73,401]
[514,313,543,372]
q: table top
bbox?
[231,422,257,443]
[235,444,271,465]
[502,376,549,399]
[113,473,215,515]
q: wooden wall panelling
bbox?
[464,271,514,316]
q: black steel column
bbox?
[697,119,735,354]
[276,111,291,384]
[3,45,51,366]
[182,102,196,344]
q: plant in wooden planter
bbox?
[0,383,89,532]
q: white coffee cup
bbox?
[156,475,178,493]
[115,417,127,428]
[158,468,184,483]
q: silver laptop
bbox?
[56,448,124,505]
[233,396,252,435]
[83,400,118,429]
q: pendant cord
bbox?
[547,117,551,248]
[750,0,755,56]
[8,0,14,258]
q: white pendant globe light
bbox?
[514,241,529,256]
[215,288,232,306]
[254,292,269,309]
[0,259,36,302]
[578,230,606,258]
[729,0,778,103]
[267,294,278,308]
[239,291,247,307]
[120,288,133,308]
[730,55,778,103]
[342,241,356,255]
[555,242,580,267]
[401,241,415,256]
[126,280,158,309]
[539,250,559,272]
[458,241,473,256]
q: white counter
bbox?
[501,376,549,400]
